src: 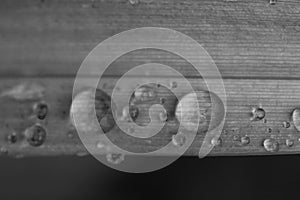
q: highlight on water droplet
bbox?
[106,153,125,165]
[263,138,279,152]
[283,121,291,129]
[251,107,265,121]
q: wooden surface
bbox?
[0,0,300,157]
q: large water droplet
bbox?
[263,138,279,152]
[251,107,265,121]
[106,153,125,165]
[292,108,300,131]
[175,91,224,132]
[24,124,46,147]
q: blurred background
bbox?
[0,155,298,200]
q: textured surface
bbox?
[0,0,300,157]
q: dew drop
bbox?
[263,138,279,152]
[128,0,139,5]
[286,139,294,147]
[283,121,291,128]
[251,107,265,121]
[292,108,300,131]
[24,124,47,147]
[106,153,125,165]
[169,81,177,89]
[33,101,48,120]
[211,137,222,147]
[172,133,186,147]
[241,136,250,145]
[6,132,17,144]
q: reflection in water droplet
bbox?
[283,121,291,128]
[24,124,47,147]
[251,107,265,121]
[286,139,294,147]
[263,139,279,152]
[106,153,125,165]
[172,133,186,147]
[211,137,222,146]
[241,136,250,145]
[292,108,300,131]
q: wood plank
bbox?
[0,0,300,78]
[0,77,300,157]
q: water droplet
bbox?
[211,137,222,146]
[292,108,300,131]
[159,109,168,122]
[106,153,124,164]
[159,97,166,104]
[172,133,186,147]
[76,151,88,157]
[286,139,294,147]
[241,136,250,145]
[96,142,105,149]
[269,0,277,5]
[133,85,156,102]
[169,81,177,89]
[233,135,240,141]
[283,121,290,128]
[6,132,17,144]
[24,124,47,147]
[263,138,279,152]
[175,91,224,131]
[128,0,139,5]
[33,101,48,120]
[251,107,265,121]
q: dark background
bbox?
[0,155,298,200]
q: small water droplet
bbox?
[283,121,291,128]
[169,81,177,89]
[286,139,294,147]
[241,136,250,145]
[269,0,277,5]
[211,137,222,146]
[33,101,48,120]
[251,107,265,121]
[159,109,168,122]
[106,153,124,164]
[292,108,300,131]
[159,97,166,104]
[96,142,105,149]
[128,0,139,5]
[172,133,186,147]
[24,124,47,147]
[263,138,279,152]
[6,132,17,144]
